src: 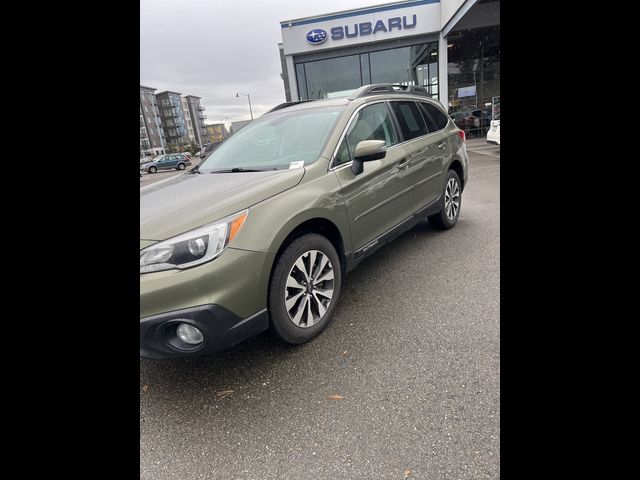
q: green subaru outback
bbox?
[140,84,468,359]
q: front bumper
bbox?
[140,247,275,359]
[140,304,268,359]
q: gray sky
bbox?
[140,0,393,125]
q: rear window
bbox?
[390,101,428,141]
[419,102,450,131]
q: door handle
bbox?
[398,157,411,170]
[437,142,447,150]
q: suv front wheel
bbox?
[428,169,462,229]
[268,234,342,345]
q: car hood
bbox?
[140,169,305,242]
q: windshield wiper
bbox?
[209,167,278,173]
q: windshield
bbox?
[199,106,344,172]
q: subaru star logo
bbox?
[306,29,328,45]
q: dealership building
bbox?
[278,0,499,114]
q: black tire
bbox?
[428,169,462,230]
[268,233,342,345]
[177,163,186,170]
[148,166,157,174]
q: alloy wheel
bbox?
[444,177,460,220]
[285,250,334,328]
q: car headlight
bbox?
[140,210,248,274]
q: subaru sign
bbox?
[281,2,440,55]
[306,29,328,45]
[330,15,417,40]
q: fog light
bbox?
[176,323,204,345]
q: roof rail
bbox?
[265,100,314,114]
[393,84,431,96]
[348,83,433,99]
[348,84,395,99]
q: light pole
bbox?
[236,92,253,120]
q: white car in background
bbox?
[487,115,500,145]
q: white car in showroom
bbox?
[487,114,500,145]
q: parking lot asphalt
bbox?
[140,139,500,479]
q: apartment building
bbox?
[184,95,207,148]
[139,86,210,153]
[181,97,197,144]
[139,85,165,155]
[140,105,150,152]
[156,91,191,146]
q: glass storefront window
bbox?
[369,43,437,89]
[298,55,362,100]
[428,62,438,85]
[447,25,500,113]
[295,41,438,101]
[360,54,371,85]
[295,64,307,101]
[370,47,413,84]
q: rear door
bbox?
[332,101,413,253]
[411,101,450,211]
[167,155,179,168]
[389,100,441,210]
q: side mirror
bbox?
[351,140,386,175]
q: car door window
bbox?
[335,102,398,166]
[390,101,428,141]
[418,104,438,133]
[419,102,450,131]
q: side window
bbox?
[420,102,450,131]
[418,103,438,132]
[334,138,351,166]
[334,103,398,167]
[390,101,428,141]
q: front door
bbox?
[332,101,415,253]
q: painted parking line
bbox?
[469,150,500,159]
[468,144,499,150]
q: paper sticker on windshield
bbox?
[289,161,305,170]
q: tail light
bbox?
[458,130,466,143]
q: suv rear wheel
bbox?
[268,234,342,345]
[428,169,462,229]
